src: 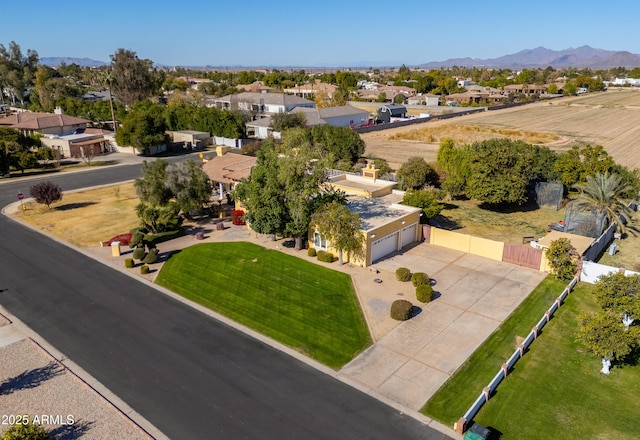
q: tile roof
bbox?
[0,112,90,130]
[202,153,257,184]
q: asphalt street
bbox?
[0,161,452,439]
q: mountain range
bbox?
[419,46,640,69]
[40,46,640,69]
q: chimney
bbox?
[216,145,230,156]
[54,106,64,115]
[361,159,380,181]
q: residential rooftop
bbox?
[347,193,421,231]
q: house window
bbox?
[313,231,328,250]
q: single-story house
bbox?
[376,104,407,123]
[283,80,338,99]
[212,92,315,115]
[166,130,212,149]
[245,117,278,140]
[311,161,422,267]
[202,147,257,198]
[407,94,440,106]
[291,105,370,128]
[0,108,90,137]
[40,131,113,159]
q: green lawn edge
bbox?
[422,276,568,422]
[155,242,372,369]
[423,277,640,439]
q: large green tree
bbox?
[165,160,213,216]
[311,201,364,265]
[0,41,39,106]
[576,310,640,374]
[570,171,634,233]
[465,139,534,205]
[593,273,640,330]
[309,124,365,167]
[110,48,162,107]
[115,101,168,154]
[397,156,438,190]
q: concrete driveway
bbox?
[338,243,547,411]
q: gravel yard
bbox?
[0,338,152,440]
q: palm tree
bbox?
[571,171,635,233]
[99,68,117,133]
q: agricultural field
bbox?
[360,89,640,170]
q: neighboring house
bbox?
[0,108,90,137]
[212,92,315,115]
[311,161,422,267]
[445,89,508,106]
[40,129,113,158]
[611,77,640,86]
[166,130,212,149]
[291,105,370,128]
[202,147,257,198]
[245,117,278,140]
[376,104,407,123]
[407,94,440,106]
[503,84,548,97]
[283,80,338,99]
[238,81,275,94]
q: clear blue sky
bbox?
[3,0,640,67]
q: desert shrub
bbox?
[142,248,159,264]
[317,250,334,263]
[124,258,134,268]
[140,265,150,275]
[29,180,62,209]
[411,272,430,287]
[308,248,317,257]
[390,299,414,321]
[416,284,434,303]
[396,267,412,282]
[1,421,50,440]
[132,247,147,260]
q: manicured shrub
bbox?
[142,248,159,264]
[124,258,134,268]
[140,265,150,275]
[317,250,335,263]
[411,272,430,287]
[308,248,317,257]
[129,230,145,248]
[390,299,414,321]
[132,247,147,260]
[396,267,412,282]
[416,284,434,303]
[145,229,184,246]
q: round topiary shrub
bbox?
[416,284,434,303]
[390,299,414,321]
[396,267,412,282]
[142,248,159,264]
[132,247,147,260]
[411,272,430,287]
[124,258,134,268]
[129,230,145,248]
[140,264,150,275]
[308,248,317,257]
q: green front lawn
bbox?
[423,277,640,439]
[155,242,371,369]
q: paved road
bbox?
[0,161,452,439]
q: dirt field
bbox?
[360,89,640,170]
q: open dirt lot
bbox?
[360,89,640,170]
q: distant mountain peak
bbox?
[420,46,640,69]
[40,57,108,67]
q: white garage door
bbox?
[371,233,398,263]
[401,223,417,248]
